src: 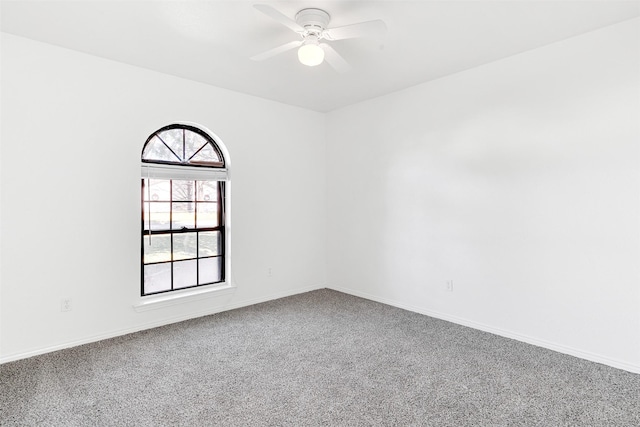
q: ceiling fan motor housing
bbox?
[296,8,330,36]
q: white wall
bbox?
[2,18,639,373]
[326,18,640,372]
[0,34,326,361]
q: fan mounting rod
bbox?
[295,8,330,35]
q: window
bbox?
[141,124,228,296]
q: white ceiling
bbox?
[2,1,638,112]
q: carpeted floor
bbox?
[1,289,638,426]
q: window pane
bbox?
[143,179,170,201]
[185,131,207,160]
[197,181,218,201]
[142,125,228,297]
[143,202,170,231]
[199,231,221,257]
[142,136,180,162]
[196,202,218,228]
[174,259,197,289]
[190,144,221,165]
[173,232,197,260]
[173,180,195,201]
[172,202,195,229]
[199,257,222,284]
[143,234,171,264]
[157,128,184,162]
[144,263,171,294]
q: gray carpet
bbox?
[1,289,638,426]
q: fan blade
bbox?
[324,20,387,41]
[254,4,304,33]
[321,44,351,73]
[251,40,303,61]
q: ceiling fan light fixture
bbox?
[252,5,386,73]
[298,38,324,66]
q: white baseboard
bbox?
[328,285,640,374]
[0,284,324,364]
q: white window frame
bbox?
[135,123,233,311]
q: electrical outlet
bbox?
[445,280,454,292]
[61,299,72,312]
[267,267,273,278]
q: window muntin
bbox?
[141,124,227,296]
[142,124,224,168]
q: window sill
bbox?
[133,283,236,312]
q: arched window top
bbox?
[142,124,225,168]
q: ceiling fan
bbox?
[251,4,387,73]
